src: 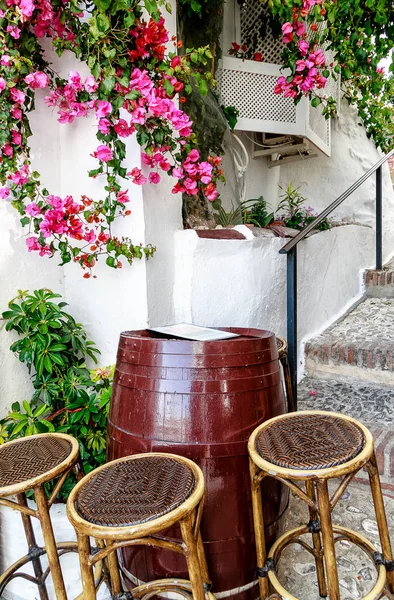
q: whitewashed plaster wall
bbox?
[173,223,374,375]
[277,102,394,262]
[0,87,64,419]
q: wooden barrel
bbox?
[107,328,288,600]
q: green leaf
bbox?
[101,76,116,94]
[311,97,321,108]
[93,0,112,11]
[33,403,49,418]
[106,256,116,268]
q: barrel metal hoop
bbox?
[373,551,394,571]
[257,558,276,578]
[307,519,321,533]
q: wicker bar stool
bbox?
[67,452,214,600]
[0,433,82,600]
[248,410,394,600]
[276,337,295,413]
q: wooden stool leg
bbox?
[305,481,327,598]
[180,511,206,600]
[77,533,97,600]
[106,540,122,595]
[34,486,68,600]
[316,480,340,600]
[16,493,49,600]
[249,457,270,599]
[280,353,295,413]
[366,452,394,594]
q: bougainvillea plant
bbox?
[267,0,394,152]
[0,0,223,276]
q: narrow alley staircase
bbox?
[281,260,394,598]
[297,257,394,497]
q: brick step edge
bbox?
[305,342,394,371]
[364,269,394,287]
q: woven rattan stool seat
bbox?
[75,455,196,527]
[0,435,73,489]
[256,413,365,470]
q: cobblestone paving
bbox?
[298,377,394,426]
[306,298,394,349]
[279,484,394,599]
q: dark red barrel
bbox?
[107,328,288,600]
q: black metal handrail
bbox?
[279,148,394,409]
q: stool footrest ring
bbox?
[0,541,79,595]
[267,524,387,600]
[129,578,212,599]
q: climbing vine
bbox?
[267,0,394,152]
[0,0,222,275]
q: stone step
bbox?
[364,256,394,298]
[305,297,394,384]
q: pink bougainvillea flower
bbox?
[294,21,306,36]
[68,70,82,90]
[114,118,132,138]
[128,167,147,185]
[183,177,198,195]
[98,118,111,134]
[84,229,96,243]
[204,182,218,202]
[26,236,41,251]
[309,389,317,397]
[96,100,112,119]
[199,161,213,184]
[298,40,309,56]
[0,78,5,93]
[6,25,21,39]
[187,149,200,162]
[25,202,41,216]
[0,187,10,199]
[10,88,25,104]
[148,172,160,184]
[84,76,98,93]
[1,55,11,67]
[116,190,130,203]
[11,130,22,145]
[25,71,50,89]
[141,152,154,167]
[172,166,184,179]
[92,144,113,162]
[11,107,23,120]
[2,144,14,157]
[19,0,35,19]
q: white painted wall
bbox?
[173,224,374,376]
[0,84,64,419]
[277,102,394,262]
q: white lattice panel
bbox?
[240,0,283,64]
[217,64,297,124]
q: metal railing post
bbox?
[376,165,383,270]
[287,247,297,410]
